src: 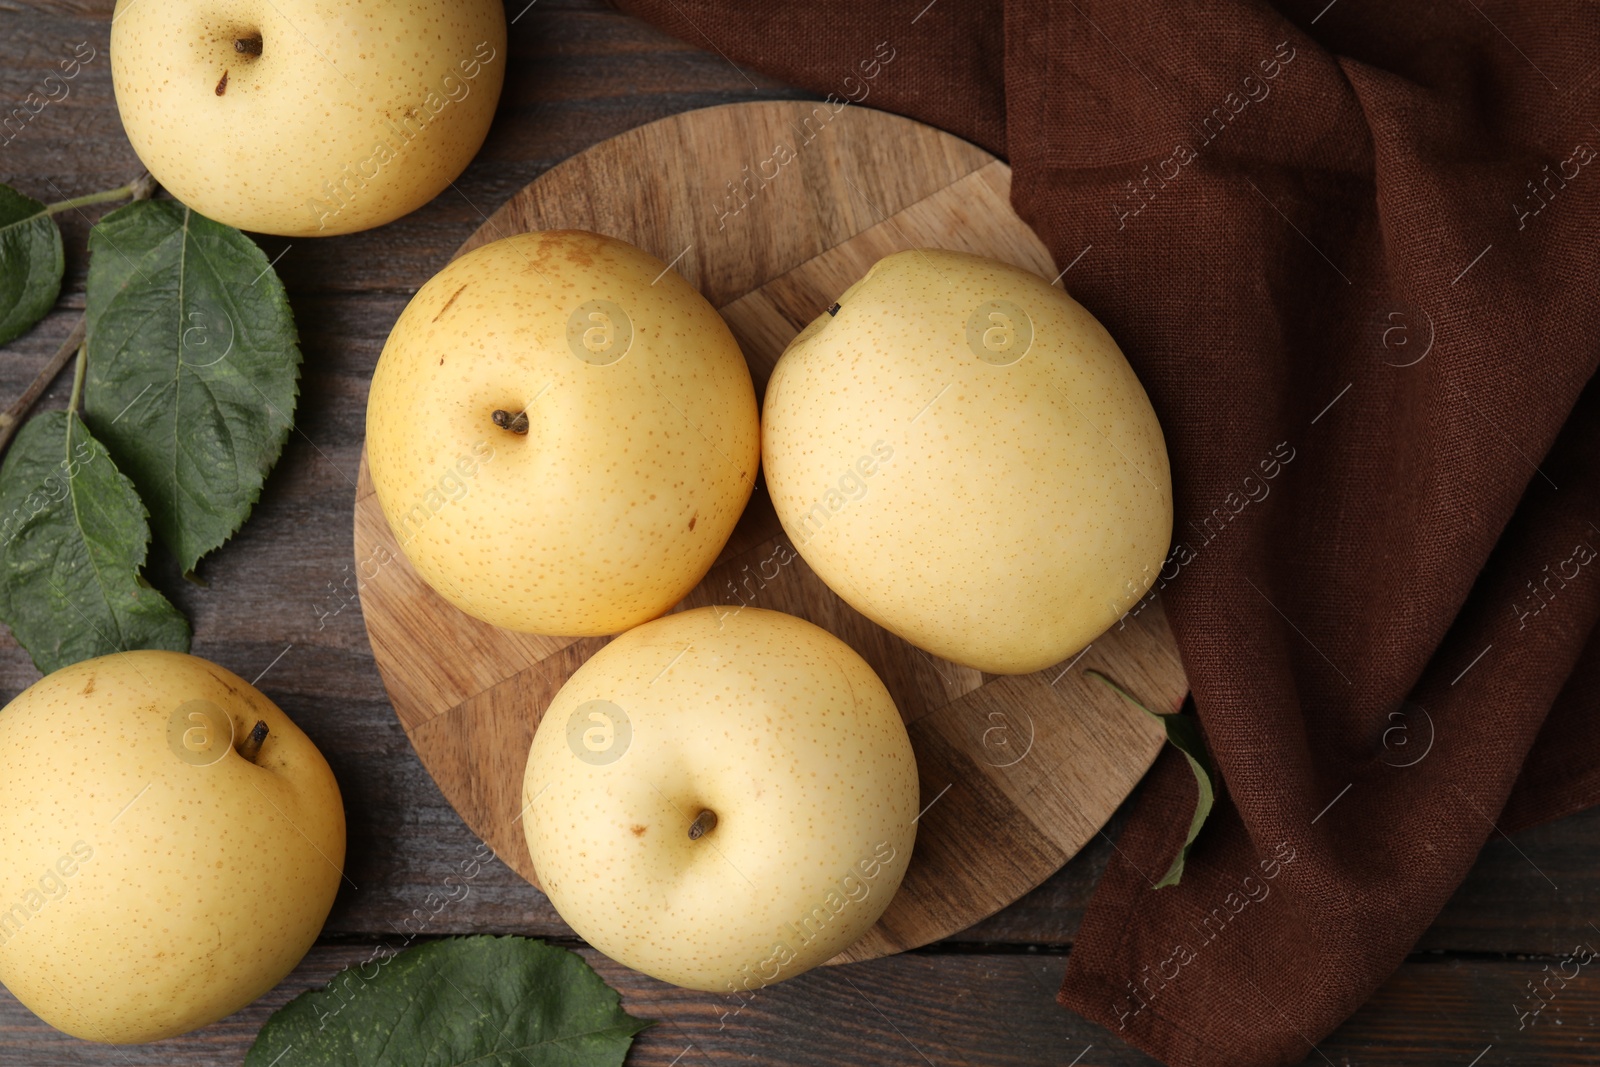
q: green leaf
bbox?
[0,410,189,674]
[247,936,652,1067]
[82,199,300,572]
[0,184,65,346]
[1088,669,1216,888]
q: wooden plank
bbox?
[1,943,1595,1065]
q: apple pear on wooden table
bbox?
[110,0,507,236]
[366,230,761,637]
[0,650,345,1044]
[761,248,1174,675]
[522,606,919,994]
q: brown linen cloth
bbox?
[614,1,1600,1063]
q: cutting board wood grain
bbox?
[354,101,1189,964]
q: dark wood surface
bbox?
[0,2,1596,1064]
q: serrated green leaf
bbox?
[1088,669,1216,888]
[247,936,652,1067]
[0,184,65,346]
[82,199,300,572]
[0,410,189,673]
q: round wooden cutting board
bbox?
[353,101,1189,964]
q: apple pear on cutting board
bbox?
[0,651,344,1044]
[762,249,1173,675]
[522,607,919,993]
[366,229,760,637]
[110,0,506,236]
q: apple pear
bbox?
[522,606,919,993]
[0,650,345,1043]
[110,0,506,236]
[761,249,1173,674]
[366,230,760,636]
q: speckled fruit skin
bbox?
[110,0,505,237]
[522,607,919,993]
[762,249,1173,675]
[0,651,344,1044]
[366,230,760,637]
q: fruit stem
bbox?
[238,720,270,763]
[42,172,158,217]
[688,809,718,840]
[235,36,264,56]
[492,409,530,435]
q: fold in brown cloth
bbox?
[614,2,1600,1063]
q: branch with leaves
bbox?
[0,175,301,673]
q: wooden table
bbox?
[2,4,1597,1064]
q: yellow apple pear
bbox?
[366,230,760,636]
[110,0,506,236]
[0,651,345,1043]
[762,249,1173,674]
[522,606,919,993]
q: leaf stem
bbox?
[42,172,158,217]
[0,317,85,459]
[66,336,87,416]
[1085,668,1154,714]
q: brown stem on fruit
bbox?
[235,36,263,56]
[491,409,529,435]
[826,303,841,317]
[215,71,230,96]
[238,720,269,763]
[687,809,718,840]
